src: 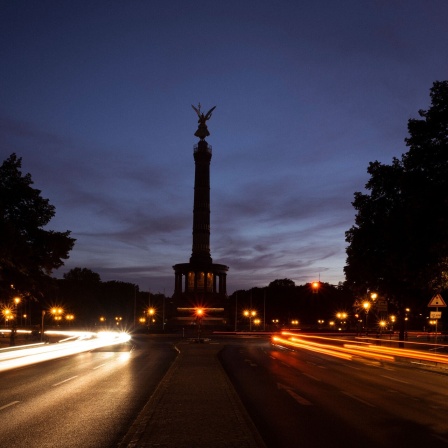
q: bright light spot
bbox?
[0,330,132,373]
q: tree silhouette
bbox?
[0,153,75,301]
[345,81,448,337]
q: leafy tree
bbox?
[345,81,448,334]
[63,267,101,284]
[57,270,143,326]
[268,278,296,288]
[58,268,103,324]
[0,154,75,300]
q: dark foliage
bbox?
[0,153,75,302]
[344,81,448,333]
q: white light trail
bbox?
[0,330,131,373]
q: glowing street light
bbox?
[363,301,371,334]
[311,281,320,294]
[147,307,156,330]
[336,312,348,331]
[50,307,64,321]
[195,308,204,342]
[2,308,12,326]
[243,309,257,331]
[379,320,386,336]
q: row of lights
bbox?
[1,303,75,325]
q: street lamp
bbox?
[50,307,64,323]
[335,312,348,331]
[2,308,12,326]
[389,315,396,333]
[243,310,257,331]
[363,301,371,334]
[147,307,155,330]
[195,308,204,342]
[13,297,21,326]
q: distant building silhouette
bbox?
[172,105,229,327]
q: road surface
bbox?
[0,335,177,448]
[220,336,448,448]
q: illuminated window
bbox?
[188,272,195,290]
[207,273,213,291]
[197,272,205,290]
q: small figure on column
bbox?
[192,103,216,140]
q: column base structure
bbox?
[171,261,229,330]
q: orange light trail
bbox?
[274,333,448,365]
[344,344,448,365]
[273,335,394,362]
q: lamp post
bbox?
[311,281,320,294]
[390,315,396,334]
[195,308,204,342]
[336,312,347,331]
[3,308,12,327]
[244,310,257,331]
[50,307,64,325]
[148,307,155,331]
[13,297,21,326]
[41,310,46,342]
[363,301,371,334]
[379,320,386,338]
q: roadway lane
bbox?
[219,336,448,448]
[0,335,177,448]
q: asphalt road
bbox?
[0,335,177,448]
[3,334,448,448]
[219,336,448,448]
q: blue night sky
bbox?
[1,1,447,294]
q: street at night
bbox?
[2,3,448,448]
[1,333,448,447]
[0,335,177,447]
[221,335,448,447]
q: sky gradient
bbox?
[1,1,447,294]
